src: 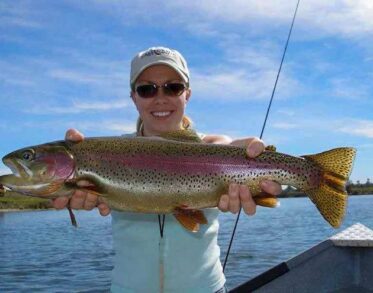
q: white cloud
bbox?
[45,57,129,96]
[0,61,38,88]
[170,0,298,24]
[357,143,373,149]
[277,109,295,116]
[338,119,373,138]
[191,67,299,101]
[100,122,136,133]
[0,167,10,175]
[225,45,280,70]
[0,55,130,104]
[265,117,373,140]
[272,122,298,130]
[65,120,136,133]
[49,69,104,84]
[0,1,43,28]
[86,0,373,38]
[5,0,373,43]
[178,0,373,38]
[0,16,42,28]
[21,119,136,134]
[72,100,128,111]
[329,78,370,100]
[24,99,128,114]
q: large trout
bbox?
[0,130,356,231]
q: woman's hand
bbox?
[217,137,282,215]
[51,129,111,216]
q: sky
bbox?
[0,0,372,182]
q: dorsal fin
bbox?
[265,145,277,152]
[158,129,203,143]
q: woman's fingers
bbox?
[246,138,265,158]
[260,180,282,196]
[83,193,99,211]
[230,137,265,158]
[239,185,256,215]
[97,197,111,216]
[51,191,111,216]
[218,184,256,215]
[98,203,111,216]
[218,194,230,212]
[51,196,69,209]
[69,190,87,209]
[228,184,240,214]
[65,128,84,142]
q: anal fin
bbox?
[253,192,279,208]
[173,208,208,232]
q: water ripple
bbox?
[0,196,372,291]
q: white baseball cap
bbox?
[130,46,190,90]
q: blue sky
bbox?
[0,0,372,182]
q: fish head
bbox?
[0,142,75,198]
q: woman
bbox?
[53,47,281,293]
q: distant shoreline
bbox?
[280,184,373,198]
[0,191,52,211]
[278,193,372,198]
[0,208,48,213]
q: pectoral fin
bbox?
[173,208,208,232]
[65,178,104,197]
[78,187,104,197]
[0,184,6,196]
[44,181,65,195]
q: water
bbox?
[0,195,372,292]
[219,195,373,289]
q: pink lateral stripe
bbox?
[84,153,277,175]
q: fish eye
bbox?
[22,149,35,161]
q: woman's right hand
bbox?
[51,129,111,216]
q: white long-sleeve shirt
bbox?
[110,133,225,293]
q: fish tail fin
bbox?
[302,147,356,228]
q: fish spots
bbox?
[68,137,326,211]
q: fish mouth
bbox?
[2,157,32,179]
[0,157,44,195]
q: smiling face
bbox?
[131,65,191,136]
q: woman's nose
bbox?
[153,88,169,102]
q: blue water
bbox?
[0,195,372,292]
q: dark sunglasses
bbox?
[135,82,187,98]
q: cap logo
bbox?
[141,48,176,58]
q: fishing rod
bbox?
[223,0,302,272]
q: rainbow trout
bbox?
[0,131,356,231]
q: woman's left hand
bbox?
[218,137,282,215]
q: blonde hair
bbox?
[136,115,192,136]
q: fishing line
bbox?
[158,214,166,238]
[223,0,301,272]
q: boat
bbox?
[230,223,373,293]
